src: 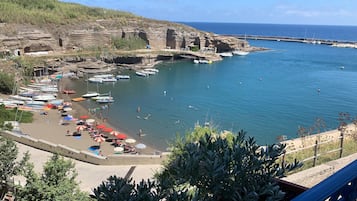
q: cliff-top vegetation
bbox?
[0,0,138,25]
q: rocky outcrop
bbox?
[0,18,247,56]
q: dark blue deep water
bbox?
[73,23,357,151]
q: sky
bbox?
[61,0,357,26]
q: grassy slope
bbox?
[0,0,138,25]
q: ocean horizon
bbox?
[72,23,357,151]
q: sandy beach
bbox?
[20,78,159,157]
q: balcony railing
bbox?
[292,160,357,201]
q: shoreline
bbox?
[17,78,160,157]
[59,77,161,153]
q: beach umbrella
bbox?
[115,133,127,140]
[86,119,95,124]
[63,115,73,121]
[94,135,105,145]
[96,124,106,129]
[102,127,113,133]
[79,115,89,120]
[114,146,124,153]
[125,138,136,144]
[110,130,120,136]
[63,107,73,112]
[76,125,87,131]
[135,143,147,150]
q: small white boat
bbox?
[33,94,56,101]
[141,70,156,75]
[135,71,148,77]
[233,50,249,56]
[88,77,103,83]
[144,68,159,73]
[194,59,212,64]
[218,52,233,57]
[96,98,114,103]
[82,92,100,98]
[25,100,46,106]
[40,86,58,93]
[101,77,117,82]
[9,95,33,101]
[93,74,114,78]
[91,95,111,100]
[116,75,130,79]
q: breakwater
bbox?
[230,34,357,48]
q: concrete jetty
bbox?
[229,34,357,48]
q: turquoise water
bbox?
[72,40,357,151]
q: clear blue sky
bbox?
[61,0,357,26]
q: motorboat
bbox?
[9,95,33,101]
[82,92,100,98]
[88,77,103,83]
[101,77,117,82]
[135,71,148,77]
[96,97,114,103]
[141,70,156,75]
[93,74,114,78]
[233,50,250,56]
[144,68,159,73]
[218,52,233,57]
[33,94,56,101]
[116,75,130,79]
[193,59,212,64]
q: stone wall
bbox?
[1,130,167,165]
[0,20,246,55]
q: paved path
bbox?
[14,142,162,193]
[283,152,357,188]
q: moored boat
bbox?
[62,89,76,94]
[135,71,148,77]
[233,50,249,56]
[82,92,100,98]
[116,75,130,79]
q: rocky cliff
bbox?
[0,18,248,56]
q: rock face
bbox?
[0,19,248,56]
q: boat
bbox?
[101,77,117,82]
[116,75,130,79]
[233,50,249,56]
[141,70,156,75]
[40,86,58,93]
[32,94,56,101]
[62,89,76,94]
[9,95,33,101]
[193,59,212,64]
[88,77,103,83]
[144,68,159,73]
[96,98,114,103]
[25,100,46,106]
[218,52,233,57]
[71,97,86,102]
[135,71,148,77]
[93,74,114,78]
[82,92,100,98]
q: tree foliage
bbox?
[0,72,15,94]
[112,36,147,50]
[0,105,33,130]
[17,153,91,201]
[0,136,30,197]
[156,127,303,201]
[93,126,302,201]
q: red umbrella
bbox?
[79,115,89,120]
[102,127,113,133]
[115,133,127,140]
[96,124,106,129]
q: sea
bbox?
[72,23,357,151]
